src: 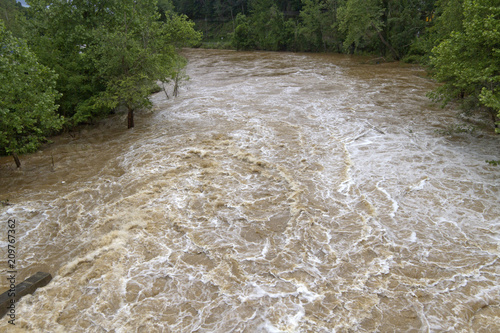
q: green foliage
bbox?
[172,0,250,22]
[172,0,439,58]
[232,13,255,50]
[429,0,465,42]
[405,0,463,64]
[298,0,325,51]
[26,0,109,122]
[157,0,176,20]
[294,0,344,52]
[337,0,431,60]
[0,22,63,158]
[337,0,384,53]
[164,11,203,48]
[297,0,330,51]
[0,0,26,38]
[249,0,292,51]
[214,0,247,22]
[403,32,435,64]
[429,0,500,129]
[386,0,428,58]
[26,0,200,127]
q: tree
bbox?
[298,0,341,52]
[248,0,293,51]
[385,0,430,58]
[429,0,500,130]
[0,22,63,167]
[232,13,255,50]
[157,0,176,21]
[26,0,111,123]
[338,0,383,55]
[26,0,200,128]
[298,0,327,51]
[90,4,200,128]
[86,0,173,129]
[429,0,465,43]
[337,0,429,60]
[214,0,247,27]
[172,0,214,20]
[0,0,25,37]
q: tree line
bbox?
[1,0,200,167]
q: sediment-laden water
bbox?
[1,49,499,332]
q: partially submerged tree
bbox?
[26,0,200,129]
[0,22,63,167]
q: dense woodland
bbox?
[1,0,499,167]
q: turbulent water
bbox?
[1,49,499,332]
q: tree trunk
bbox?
[128,107,134,129]
[230,8,235,32]
[371,22,400,60]
[173,73,180,97]
[12,153,21,168]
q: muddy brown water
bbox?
[1,49,499,332]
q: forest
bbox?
[1,0,499,167]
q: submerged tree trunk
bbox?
[12,152,21,168]
[173,73,180,97]
[128,107,134,129]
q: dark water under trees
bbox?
[1,49,499,332]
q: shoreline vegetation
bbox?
[1,0,499,167]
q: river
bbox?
[1,49,499,332]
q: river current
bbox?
[1,49,499,332]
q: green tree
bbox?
[429,0,500,130]
[298,0,341,52]
[248,0,293,51]
[338,0,430,60]
[26,0,110,123]
[338,0,388,56]
[430,0,465,42]
[298,0,327,51]
[214,0,247,26]
[0,22,63,167]
[232,13,255,50]
[89,4,201,128]
[386,0,429,58]
[172,0,215,20]
[405,0,461,64]
[26,0,200,128]
[0,0,25,37]
[157,0,176,20]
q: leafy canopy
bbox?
[0,21,63,157]
[429,0,500,129]
[26,0,201,126]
